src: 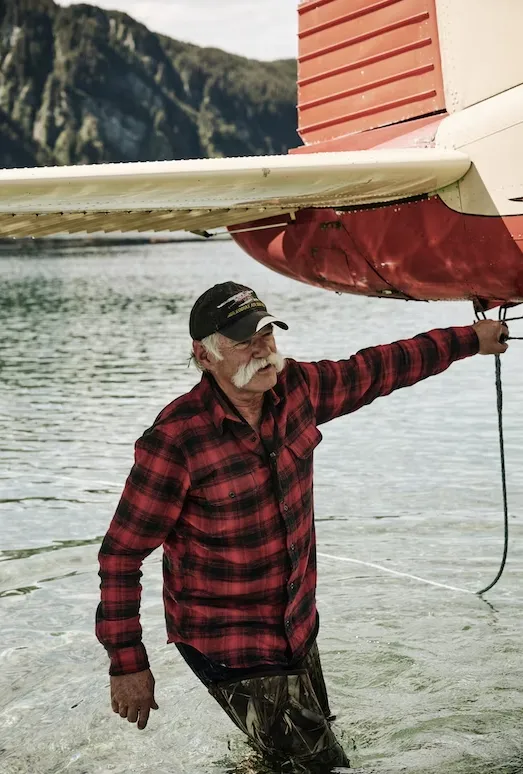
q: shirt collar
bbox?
[201,372,281,435]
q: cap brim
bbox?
[220,311,288,342]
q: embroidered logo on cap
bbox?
[217,290,266,319]
[217,290,254,309]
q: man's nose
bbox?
[252,339,271,359]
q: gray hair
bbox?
[190,332,224,371]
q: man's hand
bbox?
[473,319,509,355]
[110,669,159,730]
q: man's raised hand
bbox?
[473,319,509,355]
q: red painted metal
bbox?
[298,0,445,143]
[299,12,430,62]
[230,201,523,304]
[300,64,435,111]
[299,0,406,40]
[300,89,437,136]
[290,114,445,154]
[297,38,433,89]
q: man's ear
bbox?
[193,341,212,371]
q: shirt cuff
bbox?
[108,643,150,676]
[454,325,480,359]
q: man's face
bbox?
[202,325,284,395]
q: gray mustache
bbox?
[231,351,285,388]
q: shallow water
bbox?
[2,238,523,774]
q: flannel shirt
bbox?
[96,326,479,676]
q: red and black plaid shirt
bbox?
[96,326,479,675]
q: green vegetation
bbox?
[0,0,300,168]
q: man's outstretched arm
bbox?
[298,320,507,426]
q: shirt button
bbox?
[229,492,236,498]
[250,436,256,442]
[283,504,289,512]
[289,582,295,591]
[285,619,291,629]
[290,543,296,552]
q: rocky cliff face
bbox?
[0,0,299,168]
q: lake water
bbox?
[2,238,523,774]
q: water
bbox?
[2,238,523,774]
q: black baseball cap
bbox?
[189,282,289,342]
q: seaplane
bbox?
[1,0,522,313]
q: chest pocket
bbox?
[186,470,259,544]
[287,423,323,461]
[190,471,258,513]
[285,423,322,510]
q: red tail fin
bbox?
[297,0,445,145]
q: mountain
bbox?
[0,0,300,168]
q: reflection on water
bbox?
[0,570,81,599]
[0,537,104,563]
[0,584,39,598]
[2,241,523,774]
[0,275,181,317]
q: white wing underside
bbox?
[0,150,470,237]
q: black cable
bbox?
[475,306,510,595]
[476,352,509,595]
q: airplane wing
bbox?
[0,149,470,237]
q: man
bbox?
[96,282,508,772]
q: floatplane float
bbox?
[0,0,522,314]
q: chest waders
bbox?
[207,643,350,772]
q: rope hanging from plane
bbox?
[473,304,522,595]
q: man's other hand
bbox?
[473,319,509,355]
[110,669,159,730]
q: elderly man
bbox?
[96,281,507,772]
